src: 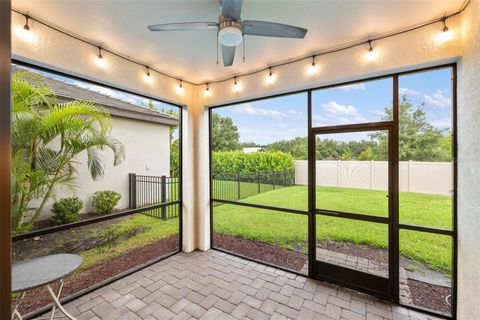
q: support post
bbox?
[0,1,12,318]
[128,173,137,209]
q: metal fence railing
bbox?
[212,170,294,205]
[129,173,179,220]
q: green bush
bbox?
[52,197,83,225]
[92,190,121,214]
[212,151,294,177]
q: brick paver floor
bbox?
[64,250,442,320]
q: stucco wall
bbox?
[457,0,480,318]
[32,116,171,218]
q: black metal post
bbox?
[128,173,137,209]
[237,173,241,200]
[257,172,261,194]
[161,175,167,220]
[272,171,275,190]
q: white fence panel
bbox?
[295,160,452,195]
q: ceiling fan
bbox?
[147,0,308,67]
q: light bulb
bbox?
[266,69,276,84]
[143,68,153,84]
[94,55,107,68]
[436,29,453,44]
[175,82,184,95]
[233,78,241,92]
[14,25,37,44]
[307,63,318,75]
[365,48,379,61]
[143,73,153,84]
[204,87,212,97]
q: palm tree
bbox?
[12,71,125,232]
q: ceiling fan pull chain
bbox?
[216,34,219,67]
[243,35,246,63]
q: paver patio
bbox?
[63,250,442,320]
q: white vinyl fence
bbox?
[295,160,453,195]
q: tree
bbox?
[211,113,240,151]
[370,96,451,161]
[11,71,125,232]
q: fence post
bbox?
[237,173,241,200]
[283,170,286,187]
[161,175,167,220]
[257,172,261,194]
[128,173,137,209]
[272,171,275,190]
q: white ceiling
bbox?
[12,0,464,84]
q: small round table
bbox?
[12,254,83,320]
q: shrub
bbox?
[52,197,83,225]
[92,190,121,214]
[212,151,294,176]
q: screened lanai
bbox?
[1,1,479,320]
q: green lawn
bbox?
[213,185,452,274]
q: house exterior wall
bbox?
[33,116,171,218]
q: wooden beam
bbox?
[0,1,12,319]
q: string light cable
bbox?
[11,0,471,88]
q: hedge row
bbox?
[212,151,294,176]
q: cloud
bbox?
[321,101,358,116]
[231,103,305,120]
[399,87,421,96]
[337,83,366,91]
[423,90,451,108]
[430,117,452,129]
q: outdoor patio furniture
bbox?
[11,254,83,320]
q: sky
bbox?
[214,68,452,145]
[16,63,452,146]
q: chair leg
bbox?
[46,284,76,320]
[49,279,65,320]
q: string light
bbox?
[143,66,153,84]
[365,40,379,61]
[14,13,37,44]
[436,16,453,43]
[175,80,184,95]
[11,4,467,91]
[266,67,276,84]
[94,46,108,68]
[307,56,318,75]
[204,83,212,97]
[233,77,241,92]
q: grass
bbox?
[79,214,178,270]
[213,185,453,274]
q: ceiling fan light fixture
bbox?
[218,20,243,47]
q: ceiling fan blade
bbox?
[222,45,236,67]
[148,22,218,31]
[221,0,242,21]
[243,20,307,38]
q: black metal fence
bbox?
[129,173,179,220]
[212,170,294,204]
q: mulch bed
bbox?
[213,233,307,271]
[408,279,451,315]
[14,234,179,315]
